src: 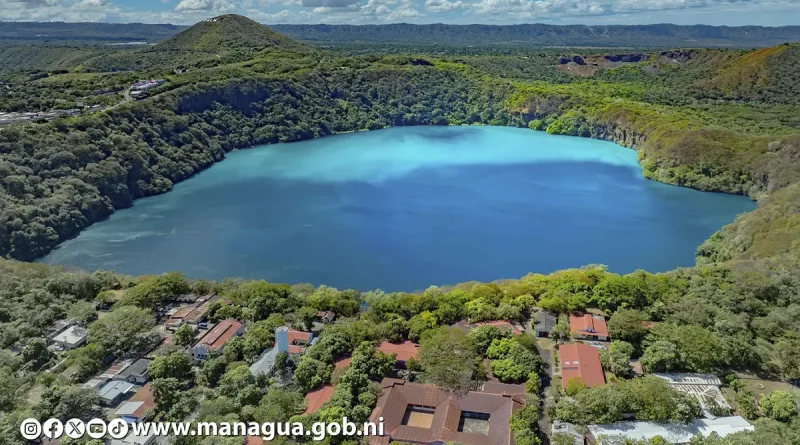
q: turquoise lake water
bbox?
[41,126,756,291]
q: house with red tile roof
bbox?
[569,314,609,341]
[368,378,525,445]
[377,341,419,369]
[559,343,606,389]
[190,319,244,363]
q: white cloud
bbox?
[425,0,464,12]
[174,0,235,12]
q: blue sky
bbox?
[3,0,800,26]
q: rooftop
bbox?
[99,360,134,380]
[250,347,278,376]
[98,380,135,402]
[533,312,557,332]
[369,378,525,445]
[377,341,419,362]
[559,342,606,389]
[569,314,609,338]
[52,325,88,344]
[117,358,153,379]
[115,383,155,419]
[194,319,243,350]
[588,416,754,444]
[304,385,335,415]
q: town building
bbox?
[377,340,419,369]
[276,326,315,354]
[250,326,317,377]
[165,296,217,330]
[97,380,135,406]
[559,343,606,389]
[587,416,754,444]
[190,319,244,363]
[114,358,153,385]
[569,314,609,341]
[652,373,731,418]
[368,378,526,445]
[534,312,557,338]
[99,360,134,380]
[51,325,88,349]
[115,383,155,423]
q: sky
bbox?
[1,0,799,26]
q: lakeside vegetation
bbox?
[0,14,800,445]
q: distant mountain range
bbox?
[1,21,800,48]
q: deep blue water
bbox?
[41,126,755,291]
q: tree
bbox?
[641,340,679,372]
[294,357,333,391]
[35,384,99,422]
[148,352,194,382]
[124,272,190,309]
[22,338,52,371]
[174,323,196,347]
[67,301,97,325]
[151,377,184,416]
[253,388,305,423]
[469,325,509,355]
[218,364,254,398]
[379,317,408,343]
[760,391,798,422]
[608,309,649,350]
[418,327,478,392]
[600,340,635,378]
[88,306,156,357]
[198,356,228,387]
[565,378,587,396]
[296,306,318,331]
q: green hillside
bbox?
[81,15,311,71]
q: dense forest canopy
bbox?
[0,14,799,445]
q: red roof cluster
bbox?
[195,319,243,351]
[559,343,606,389]
[286,328,313,354]
[569,314,609,338]
[369,378,525,445]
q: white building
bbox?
[52,325,88,349]
[588,416,754,444]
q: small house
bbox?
[569,314,609,341]
[534,312,557,338]
[51,325,88,349]
[115,358,153,384]
[97,380,135,406]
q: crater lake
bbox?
[40,126,756,291]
